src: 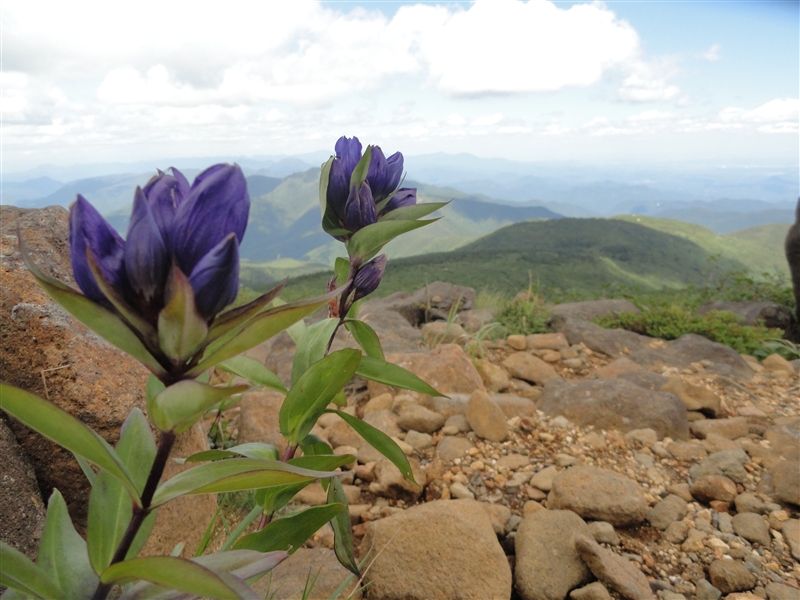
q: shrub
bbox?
[595,306,778,355]
[495,291,551,336]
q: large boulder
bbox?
[362,282,475,328]
[627,334,755,380]
[360,499,511,600]
[538,378,689,440]
[552,317,653,358]
[698,301,793,330]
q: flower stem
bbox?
[90,431,177,600]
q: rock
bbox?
[459,308,495,333]
[628,334,755,380]
[492,393,537,418]
[625,428,659,446]
[497,453,531,470]
[515,510,593,600]
[734,493,769,515]
[594,357,645,379]
[475,360,511,392]
[782,519,800,560]
[548,466,649,526]
[0,417,46,560]
[361,499,511,600]
[708,559,757,594]
[571,582,613,600]
[465,390,508,442]
[731,512,771,546]
[252,547,361,599]
[690,417,750,440]
[236,390,288,452]
[550,299,641,321]
[526,332,570,350]
[367,344,484,401]
[690,475,738,503]
[295,482,361,506]
[617,370,671,391]
[362,393,394,416]
[663,521,689,544]
[661,377,721,417]
[480,502,512,535]
[667,441,708,462]
[772,459,800,506]
[436,436,475,462]
[701,433,739,454]
[327,418,367,450]
[647,495,688,530]
[588,521,620,546]
[507,334,527,350]
[421,321,469,346]
[363,410,402,438]
[396,404,444,434]
[449,482,474,500]
[574,533,655,600]
[762,353,796,375]
[502,352,560,385]
[530,466,559,492]
[404,430,433,451]
[538,379,689,440]
[553,317,651,358]
[357,297,423,353]
[369,457,426,500]
[1,206,151,530]
[765,582,800,600]
[443,414,471,433]
[698,301,794,330]
[696,579,723,600]
[689,449,749,483]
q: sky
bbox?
[1,0,798,174]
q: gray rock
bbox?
[663,521,689,544]
[444,413,471,433]
[627,334,755,380]
[369,458,426,500]
[492,393,537,418]
[404,430,433,451]
[689,449,749,483]
[497,453,531,471]
[538,379,689,440]
[690,417,750,440]
[363,410,403,438]
[571,582,613,600]
[765,582,800,600]
[361,499,511,600]
[530,465,559,492]
[553,316,651,358]
[698,301,793,330]
[548,466,648,526]
[574,533,655,600]
[695,579,722,600]
[421,321,469,346]
[588,521,621,546]
[502,352,560,385]
[515,510,593,600]
[396,404,445,434]
[617,370,671,392]
[782,519,800,561]
[449,482,475,500]
[465,390,508,442]
[732,512,771,546]
[647,495,688,530]
[708,559,756,594]
[436,436,475,463]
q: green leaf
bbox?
[328,478,359,578]
[150,380,249,434]
[377,201,449,222]
[88,410,156,574]
[334,257,351,287]
[217,356,288,394]
[346,218,439,261]
[0,383,140,503]
[319,157,334,217]
[194,506,222,557]
[207,280,287,346]
[189,292,337,376]
[151,458,341,507]
[74,454,97,486]
[118,550,288,600]
[101,556,254,599]
[279,349,362,445]
[299,434,333,457]
[0,541,62,600]
[19,242,167,377]
[350,146,372,190]
[157,265,209,363]
[291,318,339,385]
[356,355,444,396]
[184,442,280,463]
[254,481,315,516]
[326,409,415,482]
[344,319,384,360]
[38,490,99,599]
[233,504,345,553]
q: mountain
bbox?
[1,177,64,204]
[652,206,795,234]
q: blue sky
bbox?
[2,0,797,173]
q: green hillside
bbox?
[273,218,747,300]
[613,215,790,277]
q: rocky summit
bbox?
[1,206,798,600]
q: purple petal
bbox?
[326,158,349,223]
[367,147,403,202]
[125,187,169,306]
[173,164,249,275]
[352,254,387,301]
[334,136,363,178]
[142,168,190,248]
[380,187,417,216]
[188,233,240,321]
[344,182,377,233]
[69,195,128,304]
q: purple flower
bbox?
[325,136,414,237]
[352,255,387,302]
[69,164,249,325]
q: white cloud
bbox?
[617,58,681,102]
[471,113,504,127]
[702,44,722,62]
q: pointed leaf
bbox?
[319,157,334,217]
[291,318,339,384]
[101,556,254,599]
[326,409,414,482]
[344,319,384,360]
[189,292,337,375]
[346,218,439,261]
[157,265,209,362]
[328,478,359,577]
[184,443,280,463]
[349,146,372,190]
[0,542,63,600]
[356,355,444,396]
[206,280,286,346]
[150,380,248,434]
[233,504,344,553]
[0,383,140,502]
[38,490,99,599]
[299,434,333,457]
[280,349,362,445]
[20,243,167,377]
[217,356,287,394]
[377,201,448,222]
[334,257,351,287]
[74,454,97,486]
[151,458,341,507]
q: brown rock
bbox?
[690,475,738,503]
[554,316,651,358]
[361,499,511,600]
[368,457,426,500]
[507,334,527,350]
[594,357,644,379]
[570,582,613,600]
[732,512,771,546]
[628,334,755,380]
[574,533,655,600]
[690,417,750,440]
[395,404,444,434]
[421,321,469,346]
[465,390,508,442]
[762,353,796,375]
[492,393,537,418]
[503,352,560,385]
[236,390,288,452]
[474,360,511,392]
[708,559,757,594]
[526,332,569,350]
[782,519,800,561]
[667,441,708,462]
[436,436,475,462]
[661,376,721,417]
